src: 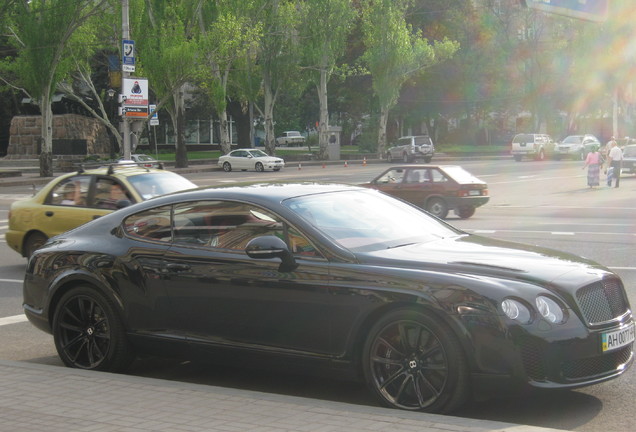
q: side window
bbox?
[123,206,172,242]
[95,178,132,209]
[172,201,284,251]
[48,176,91,206]
[377,169,404,184]
[430,169,448,183]
[405,169,428,183]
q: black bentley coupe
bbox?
[23,183,634,413]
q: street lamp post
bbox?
[121,0,131,160]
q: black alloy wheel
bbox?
[52,286,132,371]
[223,162,232,172]
[362,309,469,413]
[24,231,48,259]
[255,162,264,172]
[426,198,448,219]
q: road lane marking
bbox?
[0,279,22,283]
[0,315,28,326]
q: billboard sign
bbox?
[122,77,149,118]
[524,0,608,22]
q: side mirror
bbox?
[245,235,298,272]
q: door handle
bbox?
[45,211,54,217]
[166,263,191,272]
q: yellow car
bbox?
[6,163,197,258]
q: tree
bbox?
[1,0,110,176]
[298,0,357,159]
[360,0,458,155]
[134,0,202,168]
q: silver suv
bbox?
[511,133,554,161]
[386,135,435,163]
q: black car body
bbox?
[362,165,489,219]
[23,183,633,414]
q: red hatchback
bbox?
[362,165,489,219]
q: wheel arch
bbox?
[349,301,476,379]
[46,273,126,329]
[22,229,49,257]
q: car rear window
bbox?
[513,134,534,143]
[127,172,196,199]
[414,136,433,146]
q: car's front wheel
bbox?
[24,231,48,259]
[362,308,469,413]
[222,162,232,172]
[255,162,264,172]
[53,286,133,372]
[426,198,448,219]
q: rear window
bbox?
[127,172,196,199]
[513,134,534,143]
[414,136,433,146]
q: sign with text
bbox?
[122,77,148,118]
[122,39,135,72]
[149,104,159,126]
[524,0,608,22]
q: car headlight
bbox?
[501,299,532,324]
[536,296,565,324]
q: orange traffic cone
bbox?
[298,163,302,170]
[362,157,367,167]
[344,160,348,168]
[322,162,326,168]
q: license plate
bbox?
[602,323,635,352]
[468,190,481,196]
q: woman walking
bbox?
[583,145,601,188]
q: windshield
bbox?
[562,136,583,144]
[284,189,462,252]
[128,172,197,200]
[248,149,269,158]
[623,146,636,157]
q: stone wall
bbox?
[6,114,111,160]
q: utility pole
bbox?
[121,0,131,159]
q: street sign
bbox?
[149,104,159,126]
[523,0,608,22]
[122,39,136,72]
[122,77,148,118]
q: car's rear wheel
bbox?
[426,198,448,219]
[255,162,264,172]
[362,309,469,413]
[223,162,232,172]
[53,286,133,372]
[24,232,48,259]
[456,207,476,219]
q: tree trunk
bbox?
[219,110,231,155]
[376,105,389,156]
[39,91,54,177]
[174,86,188,168]
[263,81,276,156]
[317,69,329,160]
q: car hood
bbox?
[358,234,607,288]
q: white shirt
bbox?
[608,146,623,161]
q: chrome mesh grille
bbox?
[576,279,629,325]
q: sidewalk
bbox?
[0,360,566,432]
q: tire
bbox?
[362,308,469,413]
[222,162,232,172]
[386,152,393,163]
[513,155,522,162]
[456,207,476,219]
[402,153,410,163]
[255,162,264,172]
[24,232,48,259]
[426,198,448,219]
[53,286,133,372]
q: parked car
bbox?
[621,144,636,175]
[5,164,196,258]
[218,148,285,172]
[276,131,306,147]
[386,135,435,163]
[23,183,633,413]
[118,154,160,168]
[362,165,489,219]
[510,133,554,161]
[554,135,601,160]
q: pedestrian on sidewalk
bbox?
[606,140,623,187]
[582,145,601,187]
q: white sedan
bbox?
[218,149,285,172]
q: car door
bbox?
[161,200,333,355]
[370,168,407,199]
[39,175,111,237]
[230,150,249,170]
